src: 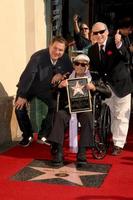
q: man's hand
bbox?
[73,14,79,23]
[51,73,64,85]
[115,29,122,48]
[86,82,96,91]
[15,97,28,110]
[58,80,68,88]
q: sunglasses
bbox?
[74,61,88,67]
[93,29,106,35]
[81,27,88,30]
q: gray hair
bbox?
[92,22,108,31]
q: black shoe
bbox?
[18,136,33,147]
[52,151,63,166]
[51,143,58,155]
[112,146,123,156]
[77,147,87,166]
[37,137,50,146]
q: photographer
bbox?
[73,14,92,54]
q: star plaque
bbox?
[11,159,111,187]
[67,77,92,113]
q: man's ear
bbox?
[86,64,90,69]
[106,29,109,36]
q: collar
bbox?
[98,39,107,51]
[50,58,57,65]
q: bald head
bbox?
[92,22,108,32]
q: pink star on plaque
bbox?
[29,163,105,186]
[71,81,85,96]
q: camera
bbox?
[77,15,82,22]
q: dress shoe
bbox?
[52,151,63,166]
[112,146,123,156]
[77,147,88,166]
[51,144,63,166]
[51,143,58,155]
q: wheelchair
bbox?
[55,69,111,159]
[56,69,111,159]
[91,89,111,159]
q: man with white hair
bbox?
[88,22,133,155]
[48,54,111,166]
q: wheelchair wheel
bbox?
[100,103,111,148]
[92,95,111,159]
[92,129,107,159]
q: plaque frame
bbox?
[67,77,92,113]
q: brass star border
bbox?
[11,160,111,187]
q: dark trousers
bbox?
[48,110,94,148]
[15,102,55,139]
[15,106,33,139]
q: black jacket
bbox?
[74,32,92,51]
[88,37,133,97]
[16,48,73,101]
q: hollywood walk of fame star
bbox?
[71,81,85,96]
[29,163,106,186]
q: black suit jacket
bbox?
[88,37,133,97]
[16,48,73,100]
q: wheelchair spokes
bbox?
[92,122,107,159]
[92,93,111,159]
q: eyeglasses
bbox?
[81,27,88,30]
[93,29,106,35]
[74,61,88,67]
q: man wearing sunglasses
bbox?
[48,54,111,166]
[88,22,133,156]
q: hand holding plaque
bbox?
[67,77,92,113]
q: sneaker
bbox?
[18,136,33,147]
[37,137,50,146]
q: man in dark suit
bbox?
[15,36,73,147]
[88,22,133,155]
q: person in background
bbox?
[73,14,92,54]
[117,17,133,71]
[15,36,73,147]
[88,22,133,156]
[48,54,111,166]
[117,17,133,113]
